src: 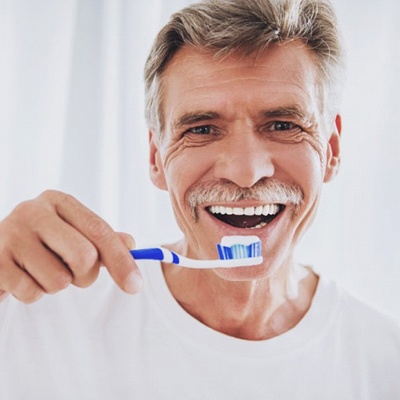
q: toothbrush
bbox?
[130,235,263,269]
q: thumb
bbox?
[116,232,136,250]
[112,232,142,294]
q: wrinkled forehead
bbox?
[159,43,324,130]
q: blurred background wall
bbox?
[1,0,399,319]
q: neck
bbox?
[161,256,318,341]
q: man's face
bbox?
[149,41,340,280]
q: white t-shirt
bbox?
[0,261,399,400]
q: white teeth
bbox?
[244,207,254,216]
[255,206,263,215]
[232,207,244,215]
[209,204,280,217]
[262,205,270,216]
[251,222,267,229]
[271,204,279,214]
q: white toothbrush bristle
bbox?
[217,236,261,260]
[220,235,259,247]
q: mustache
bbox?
[186,179,304,220]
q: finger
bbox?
[0,259,44,304]
[33,219,101,288]
[13,236,73,293]
[51,193,142,293]
[116,232,136,249]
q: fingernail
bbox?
[124,272,143,294]
[125,235,135,250]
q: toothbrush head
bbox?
[216,235,262,266]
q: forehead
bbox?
[161,41,321,127]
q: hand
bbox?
[0,190,143,303]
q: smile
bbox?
[207,204,284,229]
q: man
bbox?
[0,0,399,398]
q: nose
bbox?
[213,131,275,188]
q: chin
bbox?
[212,263,274,282]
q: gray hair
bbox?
[144,0,345,134]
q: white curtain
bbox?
[1,0,399,320]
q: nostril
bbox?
[214,161,275,188]
[213,134,275,187]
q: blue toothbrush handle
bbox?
[130,247,181,264]
[130,248,165,261]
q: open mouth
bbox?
[206,204,284,229]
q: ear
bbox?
[323,114,342,183]
[149,130,168,190]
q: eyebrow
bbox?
[261,106,317,127]
[173,111,221,130]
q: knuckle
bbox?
[84,215,113,242]
[8,196,55,231]
[38,190,78,215]
[19,292,44,304]
[10,199,37,221]
[0,221,24,251]
[2,190,70,232]
[38,189,64,203]
[14,282,44,304]
[79,244,99,269]
[63,244,99,288]
[53,191,84,215]
[55,192,79,210]
[65,244,98,274]
[0,249,11,267]
[72,268,99,288]
[1,265,44,304]
[46,271,73,294]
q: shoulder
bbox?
[341,283,399,331]
[319,276,400,348]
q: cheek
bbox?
[163,146,215,205]
[276,144,324,245]
[279,143,324,197]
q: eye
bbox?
[269,121,299,131]
[186,125,216,135]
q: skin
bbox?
[149,42,341,340]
